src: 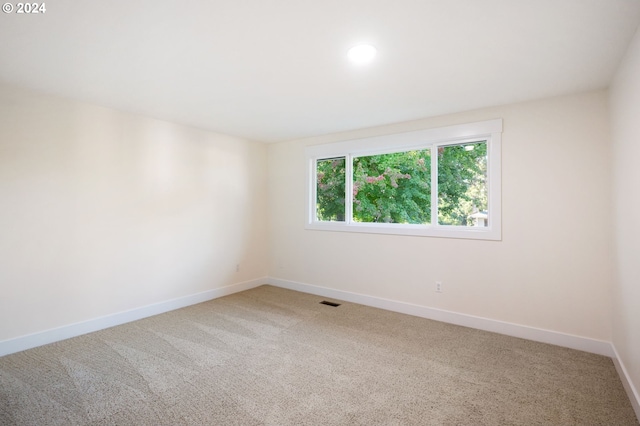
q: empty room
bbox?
[1,1,640,424]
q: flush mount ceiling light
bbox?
[347,44,377,65]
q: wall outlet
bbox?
[236,264,240,273]
[435,281,443,293]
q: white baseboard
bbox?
[4,276,634,418]
[612,345,640,421]
[2,276,614,359]
[0,277,267,357]
[267,277,614,357]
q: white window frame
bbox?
[305,119,502,240]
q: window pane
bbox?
[353,150,431,224]
[316,157,346,221]
[438,141,488,226]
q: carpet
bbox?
[0,285,637,425]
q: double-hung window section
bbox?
[306,119,502,240]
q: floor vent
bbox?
[320,301,341,307]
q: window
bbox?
[306,119,502,240]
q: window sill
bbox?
[305,221,501,241]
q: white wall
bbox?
[0,84,616,353]
[610,26,640,407]
[268,90,613,341]
[0,84,268,342]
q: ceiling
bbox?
[1,1,639,143]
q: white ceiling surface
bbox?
[1,1,639,143]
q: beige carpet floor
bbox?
[0,285,637,425]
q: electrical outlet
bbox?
[236,264,240,273]
[435,281,443,293]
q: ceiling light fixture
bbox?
[347,44,377,65]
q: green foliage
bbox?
[316,157,345,221]
[315,142,488,226]
[437,143,488,226]
[353,150,430,223]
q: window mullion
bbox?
[346,154,353,224]
[431,145,438,226]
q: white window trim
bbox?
[305,119,502,240]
